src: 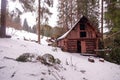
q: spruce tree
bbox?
[23,18,29,31]
[105,0,120,32]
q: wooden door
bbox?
[81,41,86,53]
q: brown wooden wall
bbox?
[57,19,99,54]
[67,39,77,52]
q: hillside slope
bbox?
[0,28,120,80]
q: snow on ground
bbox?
[0,28,120,80]
[6,27,49,45]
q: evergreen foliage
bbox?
[51,27,66,39]
[108,47,120,64]
[40,24,65,38]
[57,0,99,31]
[31,25,37,33]
[23,18,29,31]
[41,24,52,37]
[103,32,120,64]
[103,0,120,64]
[104,0,120,32]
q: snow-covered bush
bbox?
[16,53,35,62]
[36,54,61,66]
[16,53,61,65]
[36,55,44,63]
[41,54,55,65]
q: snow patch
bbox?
[0,28,120,80]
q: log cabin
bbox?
[57,16,101,54]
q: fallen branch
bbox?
[0,66,6,69]
[4,56,16,61]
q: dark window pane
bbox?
[80,24,85,30]
[80,32,86,37]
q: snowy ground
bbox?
[0,28,120,80]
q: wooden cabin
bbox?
[57,16,101,54]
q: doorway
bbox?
[77,41,81,53]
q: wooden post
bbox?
[38,0,41,44]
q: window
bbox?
[80,24,85,30]
[80,32,86,37]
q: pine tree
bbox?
[57,0,100,32]
[37,0,53,43]
[23,18,29,31]
[57,0,72,31]
[104,0,120,32]
[31,25,37,33]
[75,0,99,26]
[101,0,120,64]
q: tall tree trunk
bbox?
[101,0,103,40]
[0,0,7,38]
[85,0,88,17]
[38,0,41,44]
[70,0,73,28]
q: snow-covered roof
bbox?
[57,16,100,40]
[57,17,83,40]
